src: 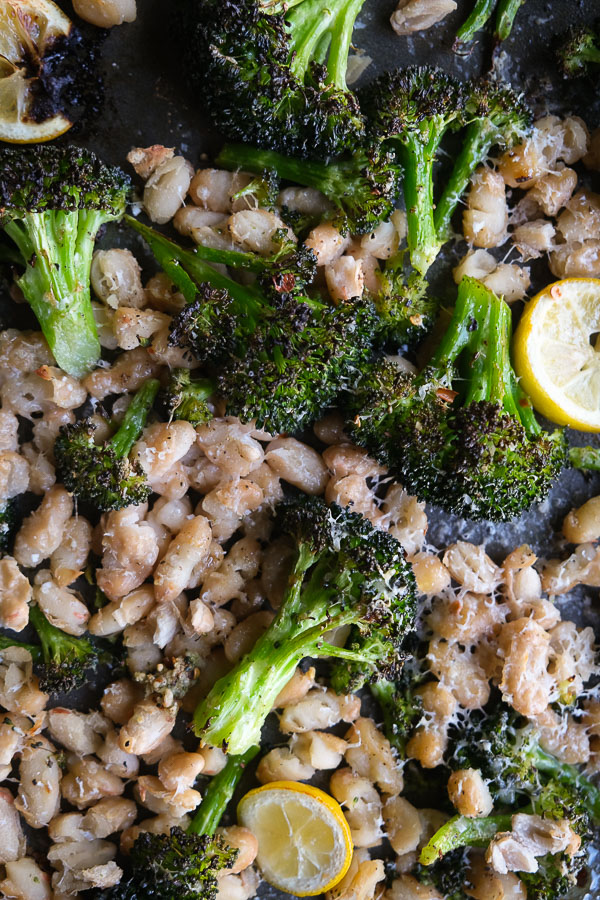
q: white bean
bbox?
[91,249,145,309]
[15,739,61,828]
[0,557,31,633]
[144,156,194,224]
[73,0,136,27]
[33,571,90,636]
[14,486,72,568]
[154,515,212,602]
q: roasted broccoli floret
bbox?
[54,378,160,512]
[344,276,570,522]
[557,24,600,77]
[455,0,528,49]
[179,0,367,159]
[160,369,215,426]
[0,605,105,694]
[0,500,16,554]
[97,747,258,899]
[368,665,425,756]
[0,145,130,377]
[372,266,439,348]
[433,79,532,243]
[128,218,378,434]
[360,66,465,275]
[193,496,416,753]
[216,143,402,235]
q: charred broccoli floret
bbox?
[0,145,130,377]
[434,79,532,243]
[360,66,465,275]
[160,369,215,426]
[96,748,258,899]
[0,500,16,554]
[128,218,377,434]
[54,378,160,512]
[372,267,439,348]
[344,276,569,522]
[215,143,402,235]
[368,662,425,756]
[193,495,417,754]
[179,0,367,159]
[0,605,106,695]
[557,23,600,77]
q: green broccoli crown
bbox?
[360,65,465,141]
[0,144,130,217]
[520,850,590,900]
[220,294,378,434]
[27,605,104,695]
[346,277,569,522]
[183,0,365,159]
[366,663,424,755]
[100,828,238,900]
[160,369,215,426]
[557,24,600,77]
[0,499,16,554]
[412,849,470,900]
[465,79,532,148]
[54,379,159,512]
[169,283,239,362]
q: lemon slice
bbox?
[0,0,74,143]
[514,278,600,431]
[237,781,353,896]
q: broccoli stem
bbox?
[400,133,445,276]
[370,679,404,754]
[108,379,160,459]
[4,211,102,377]
[455,0,498,44]
[433,119,499,241]
[326,0,366,90]
[189,747,259,836]
[420,811,514,865]
[494,0,526,41]
[126,216,263,319]
[193,548,369,753]
[569,446,600,471]
[284,0,365,90]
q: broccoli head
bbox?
[0,500,16,555]
[179,0,367,159]
[557,23,600,77]
[55,378,159,512]
[160,369,215,426]
[193,495,417,754]
[0,144,130,377]
[371,266,439,348]
[345,277,569,522]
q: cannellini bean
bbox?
[228,209,295,256]
[47,708,107,756]
[143,156,193,224]
[81,797,138,838]
[121,811,190,853]
[313,411,347,445]
[33,572,90,636]
[84,347,161,400]
[48,838,120,893]
[453,248,498,283]
[97,505,159,601]
[442,542,501,593]
[330,768,383,848]
[563,496,600,543]
[101,679,144,725]
[134,421,196,483]
[386,874,443,900]
[291,731,346,770]
[224,611,274,663]
[557,189,600,243]
[390,0,457,34]
[89,584,156,637]
[73,0,136,27]
[483,264,530,303]
[216,868,260,900]
[0,452,29,500]
[382,484,427,556]
[97,728,140,778]
[196,419,265,477]
[549,240,600,279]
[325,256,365,302]
[512,220,555,261]
[0,328,52,373]
[61,757,124,809]
[428,639,491,710]
[466,854,527,900]
[463,168,508,248]
[127,144,174,180]
[189,169,254,212]
[218,826,259,874]
[34,365,87,409]
[279,689,361,733]
[528,167,577,217]
[14,486,72,568]
[48,811,87,843]
[15,739,61,827]
[0,858,52,900]
[383,795,423,855]
[114,307,171,350]
[409,552,450,596]
[0,557,31,632]
[0,788,26,862]
[200,537,261,608]
[427,591,506,644]
[201,479,264,542]
[119,697,177,755]
[0,410,18,450]
[158,751,205,792]
[199,745,228,775]
[323,444,386,479]
[256,746,316,784]
[447,769,494,817]
[91,249,145,309]
[273,666,316,708]
[305,224,350,265]
[136,775,202,816]
[0,647,47,716]
[345,718,403,796]
[154,515,212,602]
[265,438,328,495]
[326,474,383,526]
[329,856,384,900]
[50,516,93,588]
[174,206,227,239]
[498,618,555,716]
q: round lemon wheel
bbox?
[514,278,600,432]
[237,781,353,896]
[0,0,74,143]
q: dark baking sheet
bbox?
[8,1,600,896]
